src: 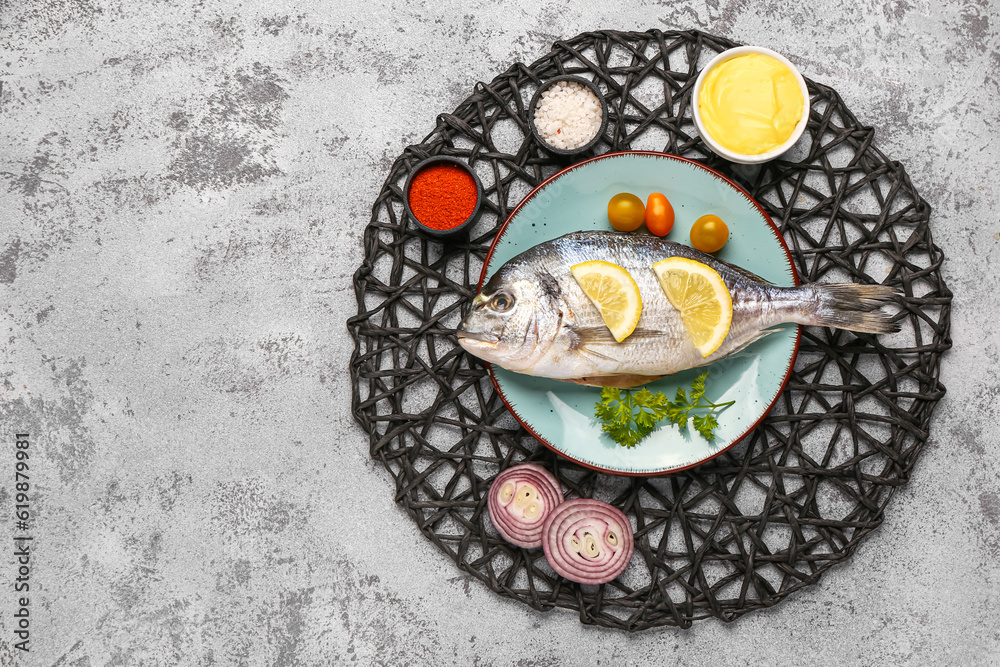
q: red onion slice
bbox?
[488,463,564,548]
[541,498,634,585]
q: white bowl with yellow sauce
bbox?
[692,46,810,164]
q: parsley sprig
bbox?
[595,387,670,448]
[594,371,735,448]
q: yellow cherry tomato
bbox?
[607,193,645,232]
[690,214,729,253]
[644,193,675,236]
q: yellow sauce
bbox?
[698,53,804,155]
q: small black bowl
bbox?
[527,75,609,157]
[403,156,483,239]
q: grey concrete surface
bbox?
[0,0,997,665]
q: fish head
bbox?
[457,264,566,372]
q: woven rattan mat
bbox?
[348,29,952,630]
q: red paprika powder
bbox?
[408,163,478,230]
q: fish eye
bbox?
[491,293,514,311]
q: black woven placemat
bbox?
[348,29,952,630]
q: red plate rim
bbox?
[476,150,802,476]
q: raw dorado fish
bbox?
[456,231,898,388]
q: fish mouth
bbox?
[455,329,500,345]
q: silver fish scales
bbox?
[457,231,898,388]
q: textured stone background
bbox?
[1,0,997,664]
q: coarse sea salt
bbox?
[533,81,603,150]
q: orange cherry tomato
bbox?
[607,193,645,232]
[690,214,729,253]
[644,193,675,236]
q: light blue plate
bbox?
[482,152,801,476]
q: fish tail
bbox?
[797,283,902,334]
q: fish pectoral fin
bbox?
[572,327,661,346]
[570,327,663,362]
[574,345,615,362]
[571,327,617,346]
[567,327,616,361]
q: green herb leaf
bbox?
[665,401,688,428]
[594,373,732,448]
[594,400,616,423]
[600,386,621,404]
[634,408,659,431]
[674,387,689,407]
[692,412,718,441]
[689,371,708,404]
[632,387,654,405]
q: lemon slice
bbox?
[651,257,733,357]
[570,261,642,342]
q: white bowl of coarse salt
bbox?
[528,75,608,155]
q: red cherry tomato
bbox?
[607,193,645,232]
[690,214,729,253]
[644,193,675,236]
